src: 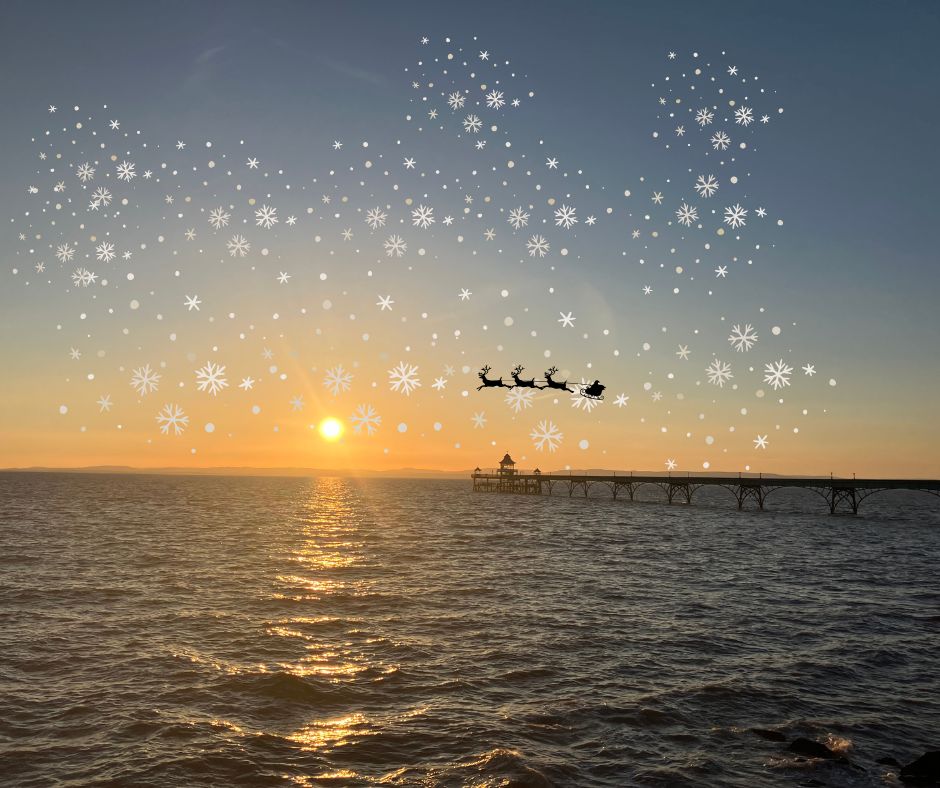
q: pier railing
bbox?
[470,468,940,514]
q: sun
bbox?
[319,417,344,442]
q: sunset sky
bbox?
[1,0,938,477]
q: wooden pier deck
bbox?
[471,466,940,515]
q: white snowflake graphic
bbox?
[711,131,731,151]
[554,204,578,229]
[130,364,161,396]
[526,234,550,258]
[71,267,98,287]
[349,404,381,435]
[505,388,536,413]
[508,207,530,230]
[388,362,421,396]
[763,359,794,390]
[76,162,95,182]
[323,364,353,396]
[411,204,435,229]
[254,204,278,229]
[56,243,76,263]
[675,203,698,227]
[209,207,231,230]
[447,91,466,110]
[531,420,563,453]
[156,403,189,436]
[95,242,116,262]
[694,174,719,198]
[706,359,734,388]
[383,234,407,257]
[365,207,387,230]
[723,203,748,229]
[695,108,714,126]
[115,160,136,181]
[485,89,505,110]
[462,114,483,133]
[728,323,759,352]
[734,106,754,126]
[195,361,229,396]
[91,187,112,207]
[226,234,251,257]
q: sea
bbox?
[1,472,938,787]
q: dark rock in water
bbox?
[788,737,841,760]
[753,727,788,742]
[878,756,902,767]
[900,751,940,785]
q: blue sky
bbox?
[1,0,938,474]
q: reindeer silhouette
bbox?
[511,364,539,388]
[543,366,573,393]
[476,365,510,390]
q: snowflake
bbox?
[208,207,231,229]
[711,131,731,151]
[734,106,754,126]
[694,174,719,198]
[95,242,116,262]
[505,388,536,413]
[115,160,136,181]
[554,204,578,229]
[254,204,278,229]
[56,243,76,263]
[384,234,407,257]
[92,187,112,207]
[130,364,161,396]
[227,234,251,257]
[71,267,97,287]
[507,207,530,230]
[695,108,714,126]
[156,403,189,436]
[471,412,487,429]
[76,162,95,182]
[195,361,229,396]
[485,89,505,109]
[365,207,387,230]
[571,380,602,413]
[723,203,748,229]
[388,362,421,396]
[447,91,466,110]
[526,234,550,258]
[706,359,734,388]
[763,359,793,390]
[349,404,381,435]
[411,204,435,229]
[323,364,353,396]
[728,323,759,352]
[462,114,483,133]
[675,203,698,227]
[531,420,563,453]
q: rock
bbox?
[900,751,940,785]
[753,727,788,742]
[788,737,841,760]
[878,756,902,767]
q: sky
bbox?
[1,0,938,477]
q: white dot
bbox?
[58,405,68,415]
[204,422,215,433]
[433,422,442,431]
[771,325,781,336]
[397,422,408,433]
[578,439,589,450]
[129,299,140,310]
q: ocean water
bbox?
[1,472,939,787]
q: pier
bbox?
[472,454,940,515]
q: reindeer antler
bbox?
[546,365,558,375]
[480,364,491,374]
[512,364,524,374]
